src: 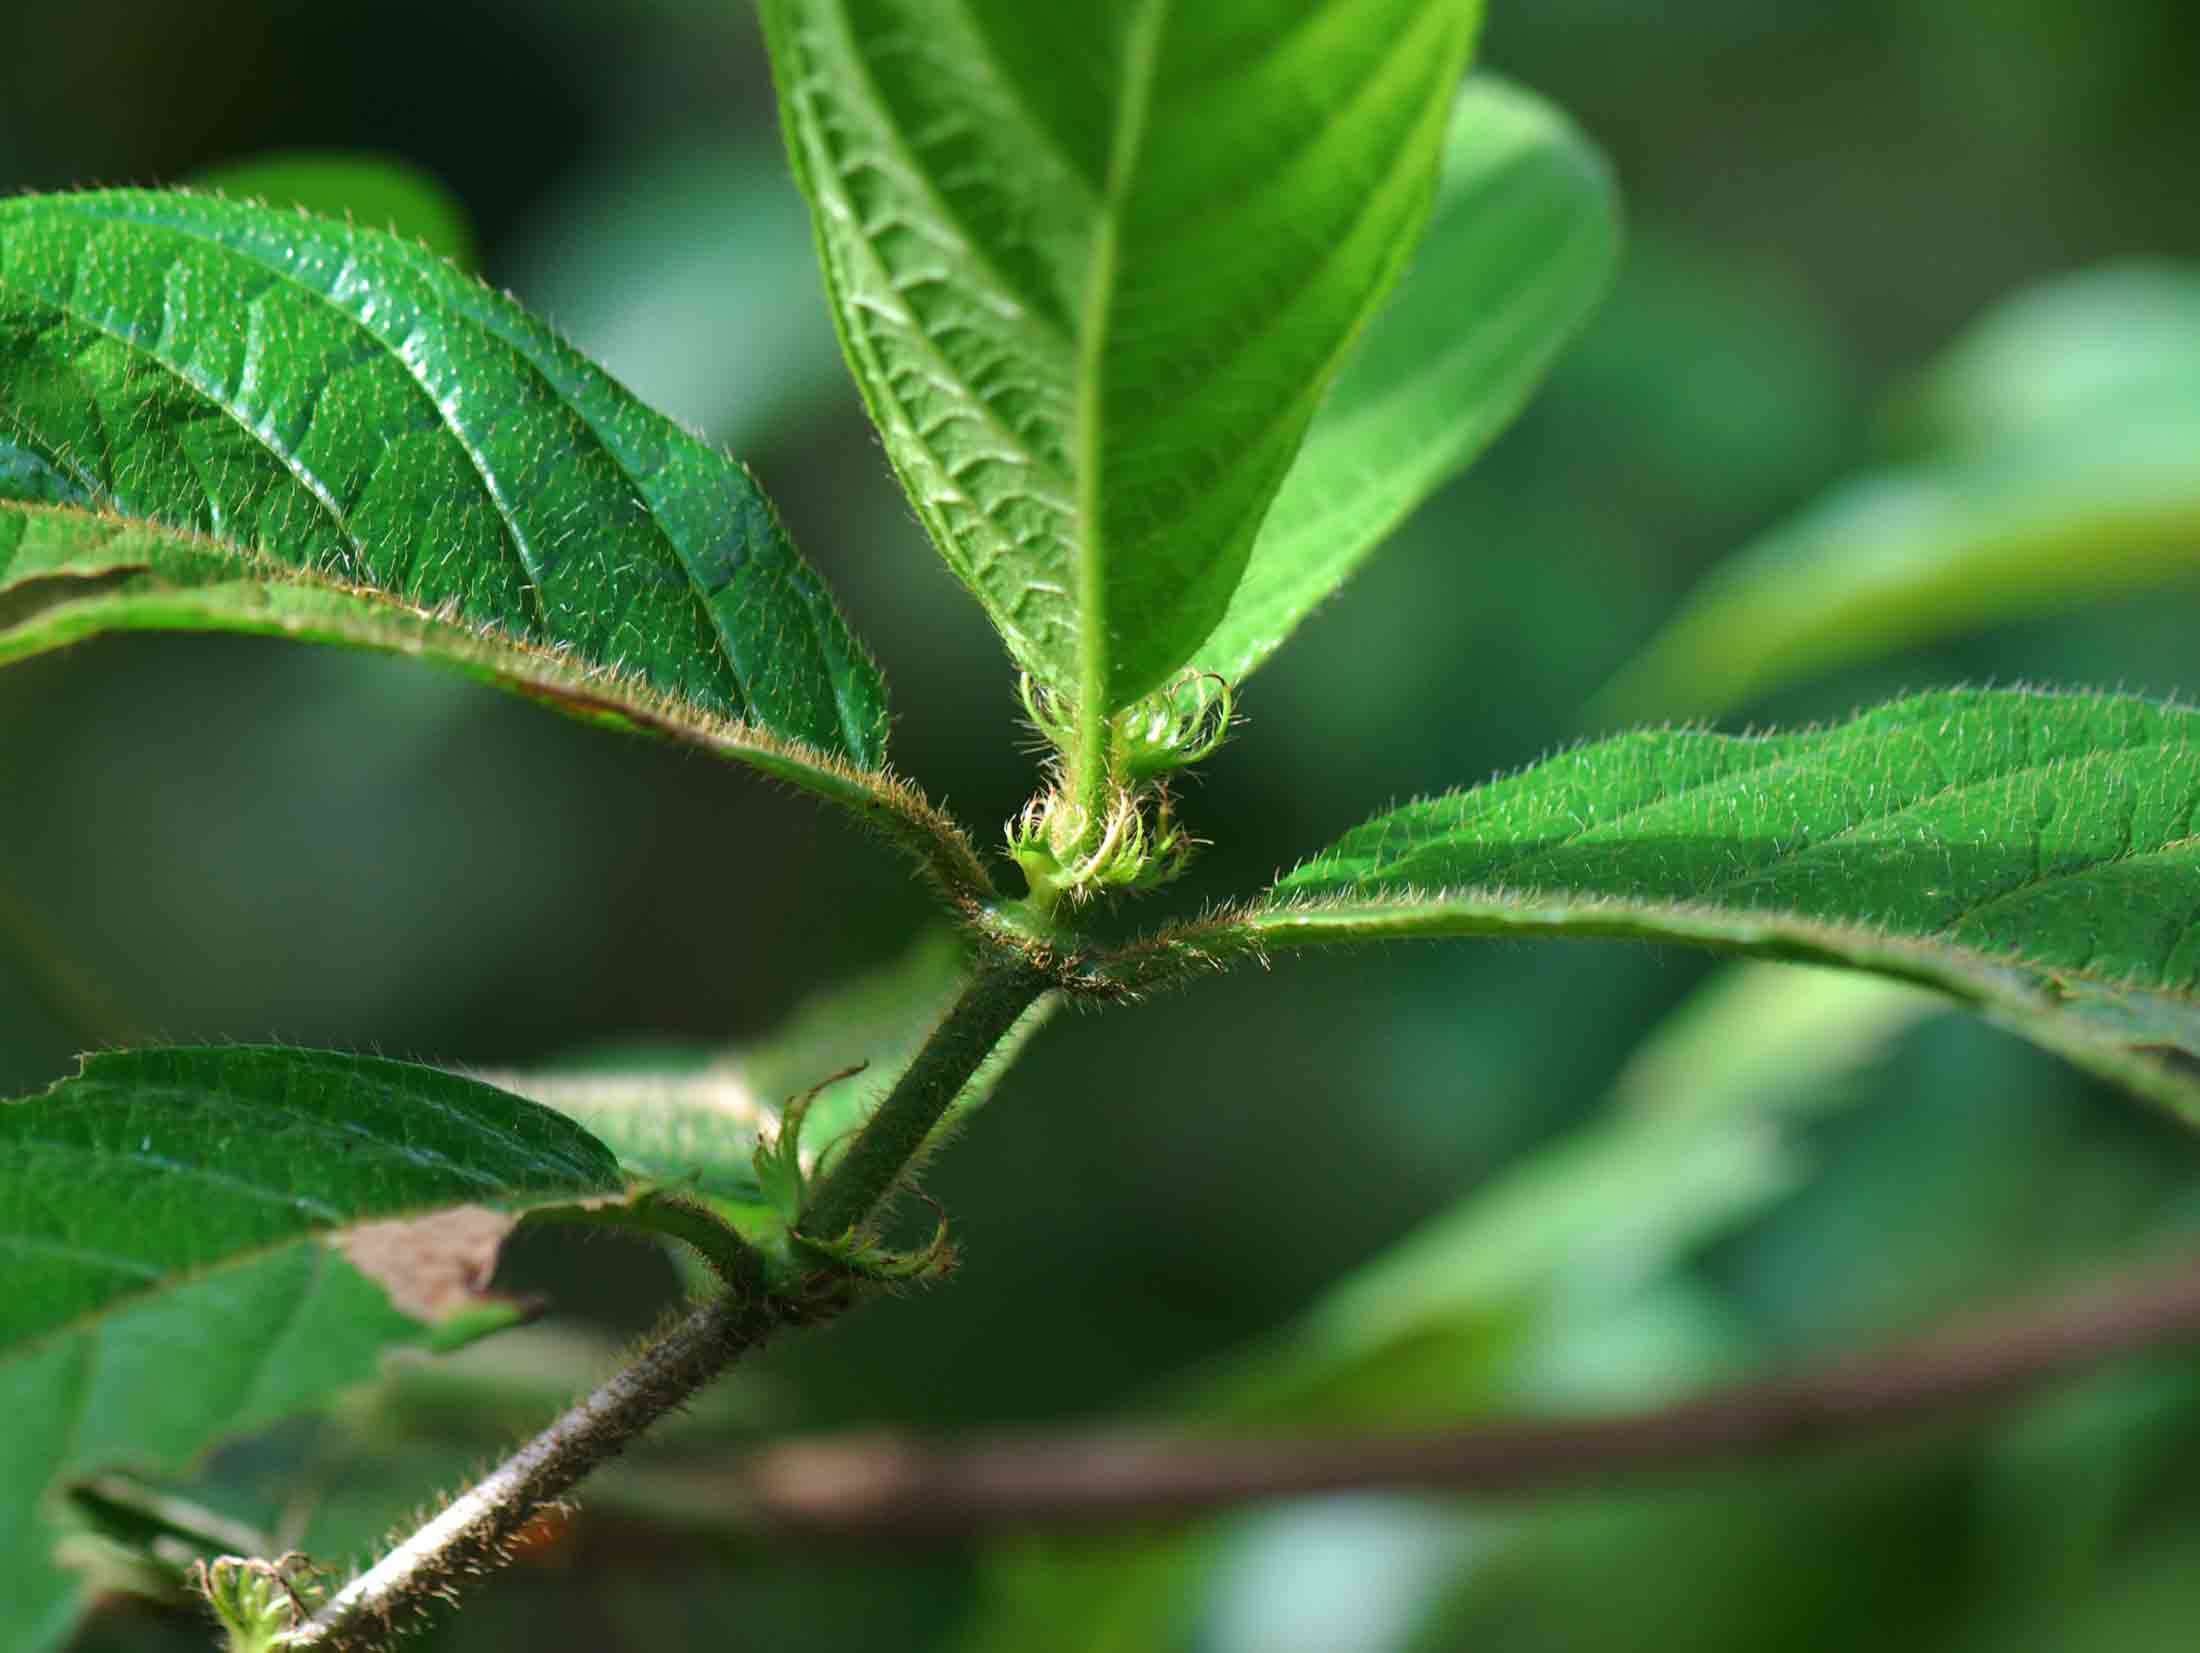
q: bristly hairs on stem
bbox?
[269,1287,779,1652]
[195,958,1054,1651]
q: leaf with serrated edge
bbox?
[0,1047,623,1357]
[1100,689,2200,1126]
[0,189,887,768]
[0,503,991,903]
[763,0,1481,729]
[1190,75,1619,685]
[0,1046,628,1651]
[184,151,481,273]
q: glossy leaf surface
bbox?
[763,0,1482,716]
[1112,690,2200,1123]
[1191,75,1619,683]
[0,190,886,767]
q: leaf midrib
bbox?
[1237,885,2200,1016]
[1072,0,1169,740]
[1070,0,1462,717]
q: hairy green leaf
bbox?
[184,151,481,272]
[1106,690,2200,1123]
[1191,75,1619,684]
[0,1046,623,1355]
[0,190,887,768]
[763,0,1482,725]
[1597,265,2200,721]
[0,1046,627,1650]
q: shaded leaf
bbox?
[0,190,887,769]
[1106,689,2200,1124]
[1899,263,2200,452]
[0,1046,622,1357]
[1595,415,2200,721]
[1597,264,2200,721]
[1191,75,1619,684]
[0,1045,627,1652]
[763,0,1482,723]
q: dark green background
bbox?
[7,1,2200,1647]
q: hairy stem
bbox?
[796,958,1052,1243]
[287,1290,776,1651]
[698,1251,2200,1534]
[252,961,1051,1650]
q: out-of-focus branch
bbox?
[705,1253,2200,1537]
[0,875,140,1046]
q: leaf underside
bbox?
[1110,689,2200,1123]
[763,0,1483,714]
[1189,73,1620,685]
[0,190,887,768]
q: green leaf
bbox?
[1105,689,2200,1124]
[1594,413,2200,722]
[1189,75,1619,685]
[0,1046,623,1357]
[1899,262,2200,452]
[0,190,887,771]
[2,1252,451,1652]
[0,504,989,899]
[1595,265,2200,722]
[0,1045,628,1651]
[763,0,1482,725]
[184,151,481,273]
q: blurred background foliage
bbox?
[7,0,2200,1647]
